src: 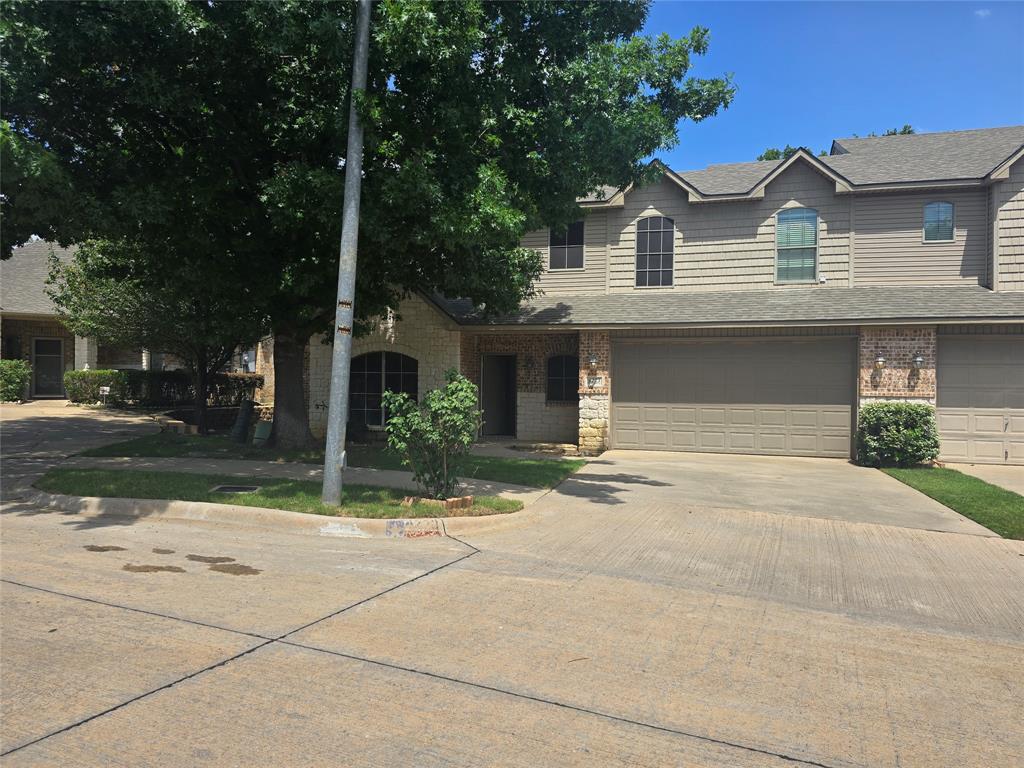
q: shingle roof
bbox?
[432,286,1024,328]
[0,240,75,316]
[676,158,784,196]
[825,125,1024,185]
[656,125,1024,197]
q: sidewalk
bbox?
[59,455,550,506]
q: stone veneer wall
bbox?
[577,330,611,454]
[857,325,937,405]
[460,331,579,443]
[304,295,462,439]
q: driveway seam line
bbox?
[276,639,839,768]
[0,547,479,757]
[0,579,271,641]
[275,547,479,640]
[0,638,277,757]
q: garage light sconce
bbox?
[874,355,886,370]
[587,352,599,371]
[911,355,925,370]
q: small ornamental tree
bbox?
[856,402,940,467]
[381,370,482,500]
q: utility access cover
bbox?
[210,485,261,494]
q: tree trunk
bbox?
[193,357,208,436]
[268,329,316,449]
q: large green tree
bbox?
[2,0,734,448]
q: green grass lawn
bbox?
[883,467,1024,539]
[36,468,522,519]
[82,433,585,488]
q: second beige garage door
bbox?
[611,338,856,458]
[936,335,1024,465]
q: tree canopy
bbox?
[2,0,735,445]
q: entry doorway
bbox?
[481,354,516,436]
[32,338,65,398]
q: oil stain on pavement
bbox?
[122,563,187,574]
[83,545,127,552]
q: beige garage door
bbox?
[937,336,1024,465]
[611,338,855,458]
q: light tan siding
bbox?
[995,157,1024,291]
[607,163,850,293]
[853,190,988,286]
[525,212,608,295]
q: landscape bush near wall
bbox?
[856,402,940,467]
[64,370,263,406]
[63,370,129,404]
[0,359,32,402]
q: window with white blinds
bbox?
[776,208,818,282]
[923,202,954,242]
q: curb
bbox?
[25,490,542,541]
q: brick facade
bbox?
[304,295,462,439]
[460,331,579,443]
[0,317,75,397]
[578,330,611,454]
[858,325,937,405]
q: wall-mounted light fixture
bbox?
[874,355,886,370]
[587,352,599,371]
[911,354,924,370]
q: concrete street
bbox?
[2,406,1023,766]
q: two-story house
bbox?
[282,126,1024,465]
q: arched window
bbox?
[349,351,418,427]
[776,207,818,282]
[546,355,579,403]
[636,216,674,287]
[923,202,954,242]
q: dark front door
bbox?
[481,354,516,436]
[32,338,65,397]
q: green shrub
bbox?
[857,401,940,467]
[0,359,32,402]
[63,369,129,404]
[382,369,482,499]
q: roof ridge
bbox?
[834,124,1024,143]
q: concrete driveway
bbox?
[1,400,156,501]
[2,423,1023,766]
[563,449,996,535]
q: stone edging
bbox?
[25,490,542,541]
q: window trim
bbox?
[774,206,819,285]
[548,220,585,271]
[545,354,580,404]
[922,201,955,244]
[634,215,675,289]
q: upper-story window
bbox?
[636,215,674,287]
[923,202,954,242]
[776,207,818,283]
[549,221,584,270]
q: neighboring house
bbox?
[279,126,1020,466]
[0,240,162,398]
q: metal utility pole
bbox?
[322,0,372,506]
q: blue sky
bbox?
[644,1,1024,170]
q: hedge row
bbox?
[63,369,263,407]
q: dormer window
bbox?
[923,202,954,242]
[549,221,584,270]
[776,207,818,283]
[636,216,674,287]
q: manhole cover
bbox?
[210,485,261,494]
